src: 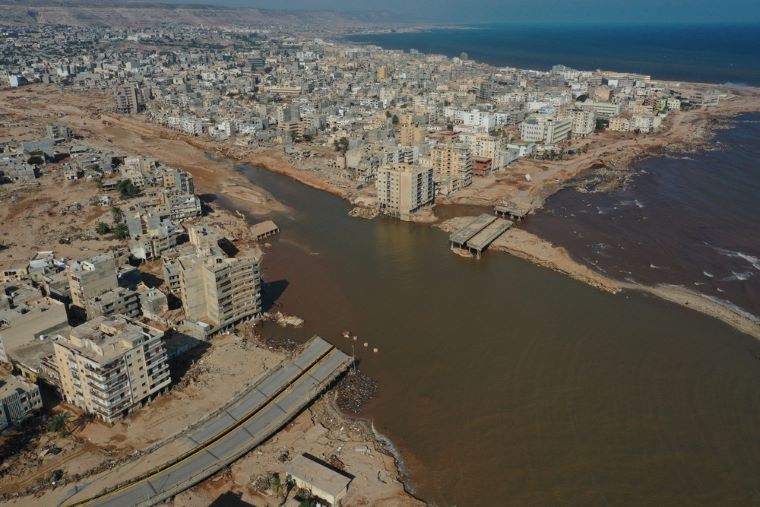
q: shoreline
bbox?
[198,99,760,341]
[6,84,756,340]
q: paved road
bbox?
[66,337,351,507]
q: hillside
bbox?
[0,0,396,28]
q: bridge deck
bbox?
[466,218,513,253]
[70,337,351,507]
[449,214,497,246]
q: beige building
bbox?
[399,124,425,146]
[162,167,195,195]
[0,374,43,431]
[572,109,596,137]
[85,287,141,319]
[54,315,170,424]
[286,454,352,506]
[0,292,69,364]
[431,142,473,194]
[608,116,631,132]
[376,163,435,221]
[68,254,118,309]
[179,253,262,332]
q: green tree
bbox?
[113,223,129,240]
[391,114,399,125]
[95,222,112,235]
[111,206,124,224]
[48,412,71,437]
[116,179,140,199]
[333,137,349,155]
[27,155,44,165]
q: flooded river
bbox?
[221,162,760,506]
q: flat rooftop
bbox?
[286,454,352,498]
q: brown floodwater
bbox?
[220,163,760,507]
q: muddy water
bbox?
[527,113,760,320]
[220,162,760,507]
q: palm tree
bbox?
[48,412,71,437]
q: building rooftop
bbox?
[62,315,162,364]
[286,454,352,499]
[0,374,37,399]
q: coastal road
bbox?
[64,337,352,507]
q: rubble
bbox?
[335,369,378,415]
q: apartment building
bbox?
[159,190,202,221]
[521,115,573,145]
[632,114,662,133]
[84,287,141,319]
[572,109,596,137]
[114,83,142,114]
[125,206,181,261]
[460,133,507,169]
[53,315,170,424]
[0,293,69,364]
[578,101,621,119]
[162,168,195,195]
[376,163,435,221]
[0,375,43,431]
[179,253,262,332]
[431,142,473,195]
[68,254,118,309]
[399,124,425,146]
[608,117,631,132]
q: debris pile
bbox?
[348,206,379,220]
[336,369,377,414]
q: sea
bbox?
[526,113,760,319]
[346,23,760,86]
[218,24,760,506]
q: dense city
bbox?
[0,19,753,507]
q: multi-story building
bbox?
[162,168,195,195]
[399,124,425,146]
[46,123,74,140]
[460,133,507,170]
[85,287,141,319]
[572,109,596,137]
[139,288,168,320]
[68,254,118,309]
[632,114,662,133]
[125,206,181,261]
[179,253,262,332]
[53,315,170,424]
[0,293,69,364]
[0,375,43,431]
[431,142,473,194]
[160,191,202,221]
[608,116,631,132]
[114,83,142,114]
[376,163,435,221]
[578,101,621,119]
[520,115,573,145]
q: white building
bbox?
[521,115,573,145]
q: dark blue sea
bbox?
[346,23,760,86]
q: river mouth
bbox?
[213,160,760,507]
[525,112,760,321]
